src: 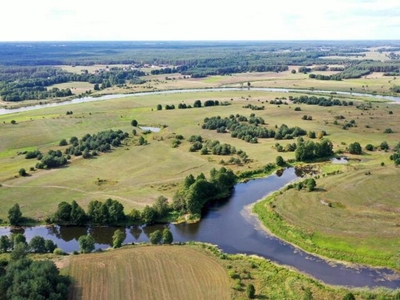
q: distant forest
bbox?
[1,40,400,101]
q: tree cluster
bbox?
[36,149,68,169]
[172,167,237,215]
[64,129,129,158]
[286,178,317,192]
[0,257,70,300]
[0,66,146,101]
[50,198,125,226]
[290,95,353,107]
[295,139,334,162]
[242,104,265,110]
[149,228,173,245]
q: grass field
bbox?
[254,159,400,268]
[1,88,400,222]
[64,244,384,300]
[66,245,231,300]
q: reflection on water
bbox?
[1,168,400,288]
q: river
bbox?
[1,168,399,288]
[1,87,400,116]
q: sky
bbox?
[2,0,400,41]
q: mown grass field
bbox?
[255,160,400,268]
[64,244,384,300]
[66,245,231,300]
[1,87,400,222]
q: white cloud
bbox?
[1,0,400,40]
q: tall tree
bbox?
[149,230,162,244]
[162,228,173,244]
[112,229,126,248]
[78,235,95,253]
[8,204,22,226]
[29,236,46,253]
[0,235,11,253]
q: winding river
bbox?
[1,169,400,288]
[1,88,400,288]
[1,87,400,116]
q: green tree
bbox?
[348,142,362,154]
[54,201,72,223]
[276,155,285,167]
[153,196,169,219]
[141,205,157,224]
[29,236,46,253]
[380,141,389,151]
[78,235,95,253]
[94,83,100,90]
[365,144,374,151]
[0,258,70,299]
[193,100,202,107]
[18,168,27,177]
[10,242,28,260]
[246,283,255,299]
[8,203,22,226]
[45,239,57,253]
[131,119,138,127]
[306,178,317,192]
[112,229,126,248]
[157,104,162,110]
[0,235,11,253]
[12,233,27,248]
[59,138,68,146]
[162,228,173,244]
[149,230,162,244]
[70,200,87,225]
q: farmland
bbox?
[64,244,380,300]
[2,41,400,297]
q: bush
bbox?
[53,248,64,255]
[384,128,394,133]
[365,144,374,151]
[246,283,255,299]
[59,139,68,146]
[18,168,27,176]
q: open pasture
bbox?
[1,88,400,222]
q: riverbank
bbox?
[253,182,399,269]
[1,86,399,115]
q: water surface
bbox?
[1,169,399,288]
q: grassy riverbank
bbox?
[254,161,400,268]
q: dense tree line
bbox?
[159,99,219,110]
[309,61,400,81]
[202,114,307,143]
[295,139,334,162]
[0,66,145,101]
[0,233,57,254]
[50,199,125,226]
[172,167,237,215]
[64,129,129,158]
[289,95,353,107]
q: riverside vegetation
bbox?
[1,41,400,299]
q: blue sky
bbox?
[2,0,399,41]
